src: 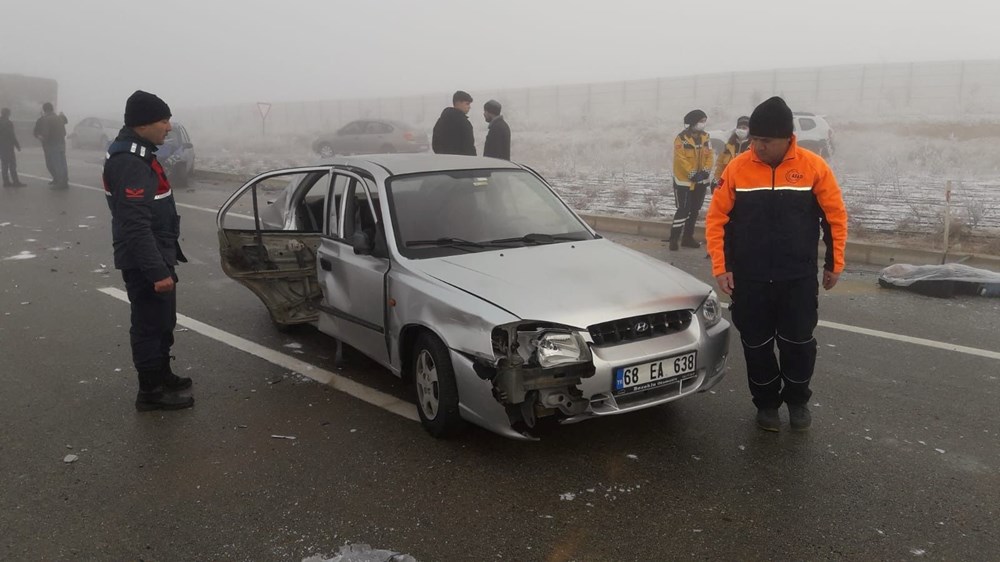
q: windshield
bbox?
[387,169,594,258]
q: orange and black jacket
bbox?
[672,129,713,188]
[706,136,848,281]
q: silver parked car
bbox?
[311,119,429,157]
[216,155,730,440]
[70,117,121,149]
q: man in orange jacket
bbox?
[705,96,847,432]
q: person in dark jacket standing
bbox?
[104,90,193,411]
[0,108,25,187]
[34,102,69,187]
[482,99,511,159]
[668,109,714,251]
[432,90,476,156]
[706,96,848,432]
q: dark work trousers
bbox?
[43,142,68,185]
[670,181,707,242]
[1,147,19,185]
[122,268,177,388]
[730,275,819,409]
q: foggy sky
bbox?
[4,0,1000,119]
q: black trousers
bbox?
[670,182,707,240]
[122,268,177,383]
[0,147,18,185]
[730,275,819,409]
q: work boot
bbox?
[756,408,780,432]
[667,225,683,251]
[681,238,701,249]
[135,387,195,411]
[788,403,812,431]
[162,358,192,391]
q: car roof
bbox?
[345,118,414,128]
[320,154,522,175]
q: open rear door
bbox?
[216,166,334,328]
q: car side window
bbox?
[292,172,332,233]
[327,174,349,237]
[364,122,385,135]
[341,122,363,135]
[341,178,382,248]
[798,118,816,131]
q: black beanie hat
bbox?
[484,99,502,115]
[124,90,171,127]
[736,115,750,127]
[683,109,707,126]
[749,97,793,138]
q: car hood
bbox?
[410,238,711,329]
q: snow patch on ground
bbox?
[3,251,36,261]
[303,543,418,562]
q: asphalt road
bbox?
[2,147,998,561]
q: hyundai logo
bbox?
[634,321,650,333]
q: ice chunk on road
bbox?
[303,544,418,562]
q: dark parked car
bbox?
[312,119,429,157]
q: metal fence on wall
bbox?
[179,59,1000,138]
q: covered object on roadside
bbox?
[878,263,1000,298]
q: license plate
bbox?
[613,351,697,395]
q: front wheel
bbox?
[413,332,465,438]
[171,163,189,187]
[318,143,335,158]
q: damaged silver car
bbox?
[216,155,731,440]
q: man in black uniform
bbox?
[0,108,25,187]
[482,99,510,160]
[104,90,193,411]
[432,90,476,156]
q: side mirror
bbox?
[182,142,193,149]
[351,231,374,255]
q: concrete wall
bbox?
[178,59,1000,138]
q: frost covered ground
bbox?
[189,119,1000,254]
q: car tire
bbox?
[819,142,832,159]
[380,143,396,154]
[171,164,189,187]
[413,332,466,438]
[318,143,335,158]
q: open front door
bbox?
[216,166,334,328]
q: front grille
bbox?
[588,310,693,346]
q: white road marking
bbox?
[19,173,252,220]
[816,319,1000,361]
[97,287,420,422]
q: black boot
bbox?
[667,226,682,251]
[681,238,701,248]
[136,369,194,411]
[162,357,192,391]
[788,403,812,431]
[135,387,195,411]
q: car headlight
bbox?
[699,290,723,328]
[532,331,590,368]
